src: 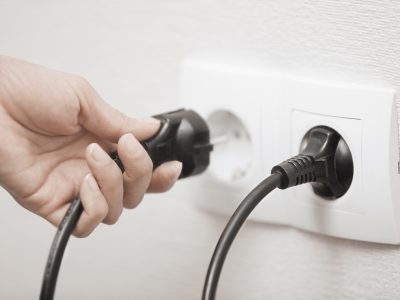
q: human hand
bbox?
[0,55,182,237]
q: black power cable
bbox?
[40,153,124,300]
[202,173,282,300]
[202,125,354,300]
[39,196,83,300]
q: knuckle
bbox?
[117,114,130,137]
[93,202,108,221]
[137,157,153,176]
[124,194,144,209]
[71,75,96,103]
[73,75,92,91]
[155,180,173,193]
[124,157,153,181]
[107,113,129,140]
[103,215,119,225]
[126,143,146,161]
[109,161,124,176]
[102,206,122,225]
[159,179,174,192]
[100,162,123,184]
[73,229,91,239]
[154,172,175,193]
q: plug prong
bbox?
[211,134,230,146]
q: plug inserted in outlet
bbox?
[179,59,400,244]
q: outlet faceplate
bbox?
[179,59,400,244]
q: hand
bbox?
[0,55,182,237]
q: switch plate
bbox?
[179,59,400,244]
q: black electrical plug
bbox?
[271,126,354,199]
[145,109,213,178]
[111,108,213,179]
[110,109,213,178]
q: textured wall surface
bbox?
[0,0,400,299]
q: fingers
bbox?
[147,161,182,193]
[72,76,160,143]
[72,134,182,237]
[73,174,108,238]
[117,134,182,208]
[117,133,154,208]
[86,143,124,224]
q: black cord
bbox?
[39,153,123,300]
[39,196,83,300]
[202,126,352,300]
[202,173,282,300]
[42,171,273,300]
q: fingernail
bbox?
[84,173,98,190]
[89,143,109,162]
[140,117,160,126]
[164,161,183,181]
[123,133,140,156]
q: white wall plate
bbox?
[279,77,400,244]
[179,58,400,244]
[179,59,288,223]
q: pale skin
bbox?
[0,55,182,237]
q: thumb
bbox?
[75,79,160,142]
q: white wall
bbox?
[0,0,400,299]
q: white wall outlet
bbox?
[179,60,287,223]
[179,58,400,244]
[279,77,400,244]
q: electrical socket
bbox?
[179,58,400,244]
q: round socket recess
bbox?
[207,110,252,183]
